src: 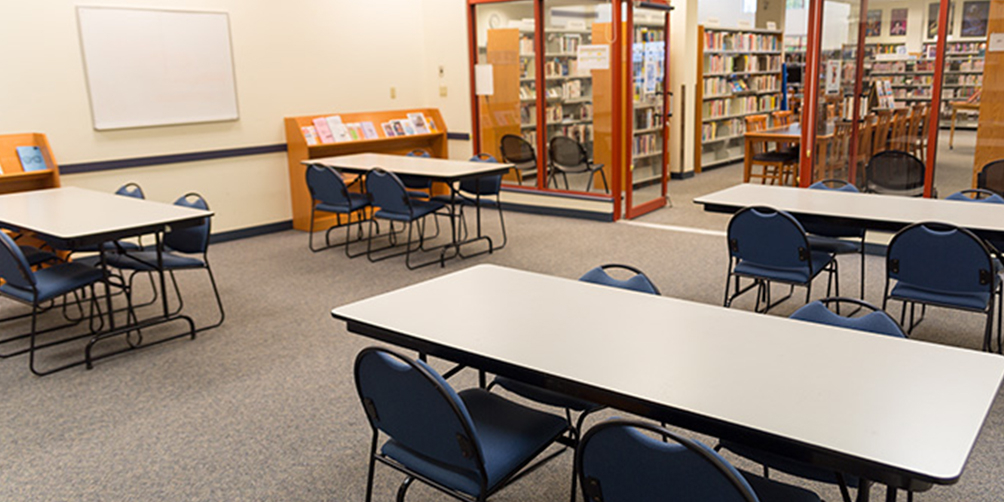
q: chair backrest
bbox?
[790,299,906,338]
[366,168,412,216]
[946,189,1004,203]
[549,136,586,168]
[407,149,431,158]
[744,115,769,155]
[977,160,1004,196]
[804,179,863,238]
[887,222,995,298]
[727,207,813,280]
[865,150,924,195]
[771,110,794,126]
[578,264,661,295]
[889,108,910,150]
[808,179,858,192]
[460,154,502,196]
[115,182,145,199]
[0,231,36,290]
[305,164,352,208]
[165,193,211,254]
[354,348,485,486]
[577,419,760,502]
[500,134,536,165]
[872,110,893,153]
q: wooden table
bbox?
[743,122,835,183]
[333,264,1004,501]
[950,102,980,149]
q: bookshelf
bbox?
[695,26,783,173]
[283,108,447,231]
[926,40,985,128]
[0,133,61,195]
[631,22,667,186]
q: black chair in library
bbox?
[548,136,608,193]
[977,159,1004,197]
[864,150,925,197]
[500,134,537,185]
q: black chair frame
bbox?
[365,169,456,270]
[306,165,374,257]
[547,136,609,193]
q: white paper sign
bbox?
[577,45,610,71]
[825,60,841,94]
[475,64,494,96]
[990,32,1004,52]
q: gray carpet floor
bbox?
[2,139,1002,501]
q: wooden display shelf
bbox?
[284,108,447,232]
[0,133,61,195]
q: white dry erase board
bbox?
[77,6,239,130]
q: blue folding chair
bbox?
[884,222,997,351]
[804,179,867,300]
[305,164,372,256]
[432,154,507,252]
[365,168,449,269]
[354,347,568,502]
[104,193,225,334]
[577,419,821,502]
[399,149,433,199]
[719,297,906,502]
[490,263,659,502]
[0,231,107,375]
[725,206,838,313]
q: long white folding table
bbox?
[694,183,1004,239]
[0,187,213,373]
[305,153,513,263]
[333,264,1004,501]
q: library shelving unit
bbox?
[283,108,447,231]
[784,35,806,115]
[631,22,667,186]
[0,133,61,195]
[695,25,783,172]
[925,40,986,127]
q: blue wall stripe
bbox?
[447,132,471,141]
[210,220,292,244]
[62,144,288,174]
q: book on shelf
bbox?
[301,126,319,146]
[326,116,352,142]
[427,117,438,132]
[16,146,47,172]
[390,120,407,136]
[345,123,362,140]
[408,113,430,135]
[312,117,335,143]
[361,122,379,140]
[394,119,415,136]
[382,122,397,137]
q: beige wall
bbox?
[0,0,473,232]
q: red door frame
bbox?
[924,0,952,197]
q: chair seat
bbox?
[381,388,567,497]
[0,262,104,303]
[492,376,601,412]
[104,250,206,271]
[374,200,445,222]
[889,281,992,311]
[20,245,57,267]
[722,439,858,488]
[807,235,861,255]
[407,190,431,199]
[734,250,833,284]
[315,193,369,214]
[752,151,799,163]
[741,470,823,502]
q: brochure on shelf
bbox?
[16,146,47,172]
[408,113,430,134]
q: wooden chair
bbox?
[745,115,798,186]
[889,108,911,152]
[772,110,795,125]
[855,115,877,184]
[872,109,893,154]
[910,104,929,161]
[827,122,853,181]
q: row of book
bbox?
[552,79,587,99]
[635,108,663,130]
[519,36,534,55]
[705,54,782,74]
[871,60,937,73]
[704,32,779,52]
[943,42,987,54]
[703,95,779,119]
[0,146,49,174]
[946,87,979,100]
[867,43,903,56]
[701,118,746,142]
[546,33,582,54]
[635,28,664,43]
[521,104,593,125]
[953,59,985,72]
[302,113,436,146]
[633,134,661,157]
[947,74,983,87]
[871,75,934,87]
[704,76,780,96]
[543,59,584,77]
[560,124,593,144]
[892,89,933,100]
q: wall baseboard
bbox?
[210,220,293,244]
[670,171,695,180]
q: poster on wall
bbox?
[825,60,841,94]
[865,10,882,37]
[890,9,908,36]
[928,2,956,38]
[962,1,990,37]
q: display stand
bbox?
[0,133,61,195]
[284,108,447,232]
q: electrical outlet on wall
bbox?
[390,87,396,99]
[439,85,448,97]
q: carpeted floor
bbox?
[2,144,1002,501]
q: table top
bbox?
[745,122,835,140]
[695,184,1004,235]
[952,102,980,110]
[0,187,213,246]
[305,153,513,180]
[333,264,1004,486]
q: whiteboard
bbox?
[77,7,239,130]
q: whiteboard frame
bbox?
[76,6,241,131]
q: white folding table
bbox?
[333,264,1004,501]
[0,187,213,373]
[305,153,513,263]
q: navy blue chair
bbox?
[354,347,568,502]
[490,263,659,502]
[399,149,434,199]
[0,231,107,375]
[577,419,821,502]
[724,206,838,313]
[365,168,448,269]
[548,136,608,193]
[305,164,371,256]
[719,298,906,502]
[804,179,867,300]
[104,193,224,334]
[432,154,507,251]
[884,222,997,351]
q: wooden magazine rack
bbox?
[0,133,61,195]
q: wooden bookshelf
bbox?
[695,26,783,173]
[0,133,61,195]
[284,108,447,231]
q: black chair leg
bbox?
[365,433,378,502]
[396,476,415,502]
